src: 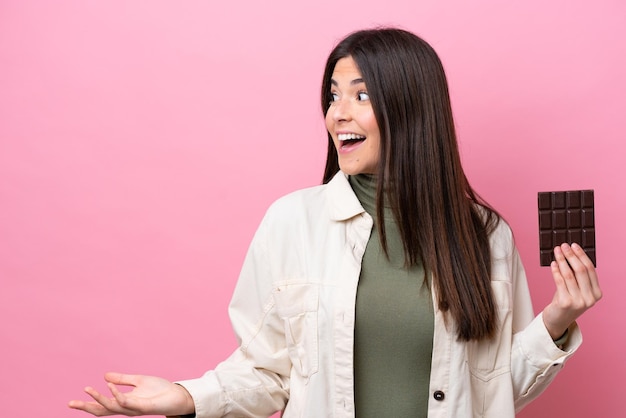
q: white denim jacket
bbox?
[179,171,582,418]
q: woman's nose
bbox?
[331,99,352,122]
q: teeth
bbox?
[338,133,366,141]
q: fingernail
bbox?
[571,242,580,250]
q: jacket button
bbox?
[433,390,445,401]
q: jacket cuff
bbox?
[522,312,582,365]
[176,372,225,418]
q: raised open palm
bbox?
[68,372,194,417]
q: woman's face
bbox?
[325,56,381,175]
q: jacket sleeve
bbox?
[508,239,583,412]
[177,211,291,418]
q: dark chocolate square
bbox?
[538,190,596,267]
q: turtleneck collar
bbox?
[349,174,377,216]
[348,173,396,224]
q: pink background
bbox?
[1,1,624,416]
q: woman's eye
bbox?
[357,91,370,101]
[329,92,340,105]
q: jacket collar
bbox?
[326,171,367,221]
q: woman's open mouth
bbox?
[338,133,366,150]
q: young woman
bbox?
[69,28,601,418]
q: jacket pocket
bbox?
[273,283,319,379]
[466,280,513,382]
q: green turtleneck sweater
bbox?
[350,174,434,418]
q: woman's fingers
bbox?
[68,387,119,416]
[553,244,579,299]
[107,381,145,412]
[544,242,602,339]
[85,386,124,413]
[570,243,603,300]
[69,374,182,416]
[553,243,601,309]
[107,382,129,408]
[84,384,142,416]
[105,372,139,387]
[68,398,110,416]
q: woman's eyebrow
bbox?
[330,78,365,86]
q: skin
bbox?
[68,57,602,417]
[543,242,602,339]
[325,56,381,175]
[67,372,194,417]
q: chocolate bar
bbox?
[538,190,596,267]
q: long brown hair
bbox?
[321,28,501,341]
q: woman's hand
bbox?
[542,242,602,340]
[68,372,195,417]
